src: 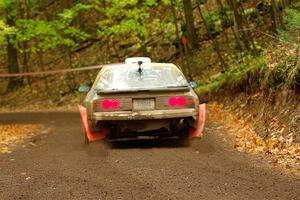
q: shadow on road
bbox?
[106,138,190,149]
[0,111,79,125]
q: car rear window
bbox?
[95,65,188,92]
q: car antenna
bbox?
[137,61,143,75]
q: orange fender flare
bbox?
[189,104,206,138]
[78,105,108,142]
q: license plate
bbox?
[133,99,155,111]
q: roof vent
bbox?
[125,57,151,64]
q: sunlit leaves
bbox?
[96,0,151,39]
[144,0,157,7]
[0,20,15,43]
[95,0,175,54]
[0,0,17,19]
[58,3,92,22]
[15,19,86,52]
[0,2,92,52]
[0,0,12,8]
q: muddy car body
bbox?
[79,58,205,142]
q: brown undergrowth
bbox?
[208,103,300,175]
[0,124,45,154]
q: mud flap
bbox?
[78,105,108,142]
[189,104,206,138]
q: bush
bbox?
[195,55,266,93]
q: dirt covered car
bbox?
[78,57,205,142]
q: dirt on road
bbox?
[0,112,299,200]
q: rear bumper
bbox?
[79,104,206,142]
[91,108,198,121]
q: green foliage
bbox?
[0,2,92,53]
[284,8,300,30]
[0,0,17,20]
[0,20,15,43]
[267,51,300,90]
[0,0,17,54]
[195,55,266,93]
[0,0,92,51]
[198,0,207,5]
[95,0,174,54]
[97,0,151,38]
[201,6,234,34]
[58,3,92,22]
[196,44,300,94]
[278,5,300,43]
[202,9,220,23]
[223,56,265,89]
[261,0,281,6]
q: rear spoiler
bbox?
[96,87,190,94]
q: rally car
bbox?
[78,57,205,143]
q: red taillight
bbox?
[169,97,177,106]
[101,99,120,110]
[168,96,187,107]
[177,96,186,106]
[111,99,120,109]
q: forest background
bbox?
[0,0,299,144]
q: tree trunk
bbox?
[226,0,256,53]
[239,4,258,54]
[183,0,197,50]
[226,0,246,50]
[271,0,281,32]
[64,49,77,92]
[170,0,183,57]
[6,6,22,90]
[215,0,229,43]
[7,38,22,90]
[37,52,50,93]
[22,42,31,86]
[197,3,227,71]
[20,0,31,86]
[217,0,243,50]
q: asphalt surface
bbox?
[0,112,299,200]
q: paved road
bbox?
[0,112,299,200]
